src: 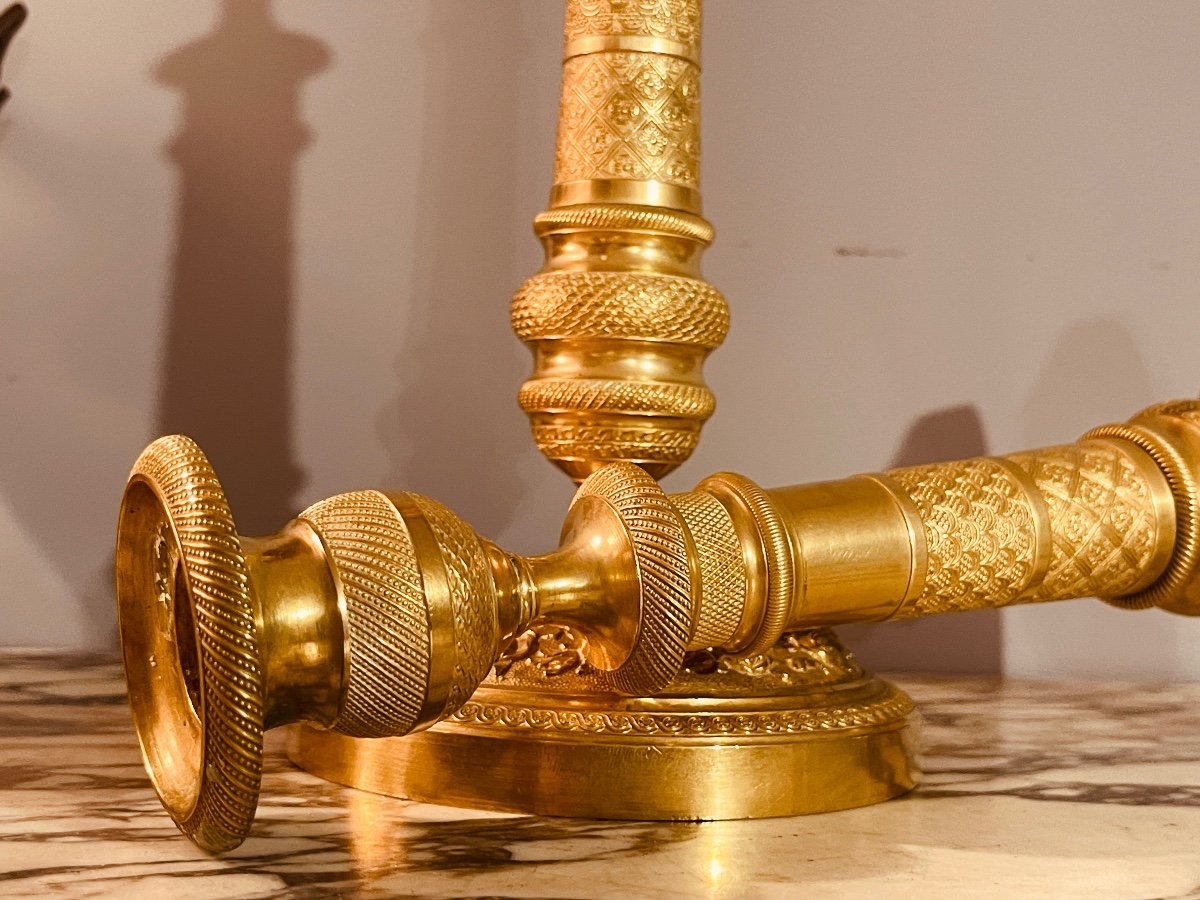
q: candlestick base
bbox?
[287,629,919,820]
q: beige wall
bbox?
[4,1,1200,678]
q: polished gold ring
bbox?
[533,204,715,244]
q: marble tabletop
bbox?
[2,650,1199,899]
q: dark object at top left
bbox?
[0,4,27,111]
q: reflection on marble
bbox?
[2,650,1200,898]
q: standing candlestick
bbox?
[512,0,727,481]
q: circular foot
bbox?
[288,630,918,820]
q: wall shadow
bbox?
[375,2,530,537]
[1022,318,1156,444]
[154,0,329,534]
[839,404,1003,675]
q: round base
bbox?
[288,632,920,821]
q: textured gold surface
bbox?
[563,0,701,49]
[533,203,714,242]
[554,51,699,190]
[474,651,905,736]
[698,472,796,655]
[1087,399,1200,614]
[569,462,694,694]
[494,624,592,680]
[529,420,701,471]
[670,490,745,649]
[118,402,1200,847]
[1005,440,1170,602]
[885,459,1043,618]
[445,690,911,736]
[117,436,263,853]
[407,495,499,714]
[511,272,728,347]
[518,377,716,419]
[290,629,917,821]
[684,629,864,688]
[113,0,1200,852]
[298,491,427,739]
[513,0,724,481]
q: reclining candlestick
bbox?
[116,400,1200,850]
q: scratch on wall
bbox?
[833,245,907,258]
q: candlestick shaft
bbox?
[512,0,727,481]
[679,403,1200,654]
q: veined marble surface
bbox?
[2,651,1200,899]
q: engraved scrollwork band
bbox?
[531,421,701,468]
[564,0,702,49]
[449,682,913,737]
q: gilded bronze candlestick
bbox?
[114,0,1200,855]
[120,400,1200,849]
